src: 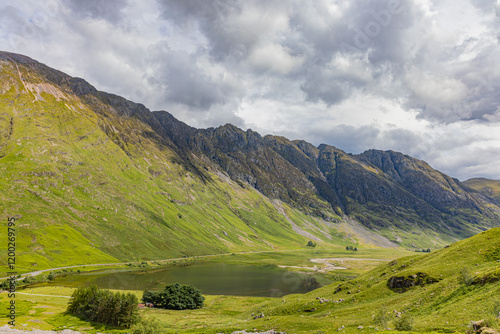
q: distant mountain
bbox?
[463,178,500,205]
[1,51,499,273]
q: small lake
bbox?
[51,263,331,297]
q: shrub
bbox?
[458,267,475,286]
[142,282,204,310]
[131,318,164,334]
[493,300,500,318]
[307,240,316,247]
[394,313,414,331]
[373,306,389,328]
[66,285,140,328]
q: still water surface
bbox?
[53,263,331,297]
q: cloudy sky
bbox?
[1,0,500,180]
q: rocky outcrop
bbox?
[470,320,500,334]
[387,272,439,293]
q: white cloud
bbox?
[247,43,304,74]
[405,70,468,106]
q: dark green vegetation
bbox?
[1,51,499,275]
[142,282,204,310]
[67,285,139,328]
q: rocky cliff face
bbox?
[145,111,500,240]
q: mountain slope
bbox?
[464,178,500,206]
[147,112,500,245]
[0,51,344,274]
[0,51,499,274]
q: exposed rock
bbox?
[470,320,500,334]
[387,272,439,292]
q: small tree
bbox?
[307,240,316,247]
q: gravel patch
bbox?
[0,325,81,334]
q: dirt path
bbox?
[0,325,79,333]
[14,292,71,299]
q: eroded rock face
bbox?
[387,272,439,293]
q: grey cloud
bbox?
[291,1,418,105]
[304,124,382,154]
[156,0,258,62]
[432,146,500,181]
[63,0,128,24]
[300,68,347,105]
[0,5,50,44]
[147,44,223,109]
[146,42,245,111]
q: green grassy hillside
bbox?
[242,227,500,333]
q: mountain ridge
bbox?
[1,51,499,273]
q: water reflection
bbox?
[52,263,331,297]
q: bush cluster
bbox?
[306,240,317,247]
[414,248,431,253]
[394,313,414,331]
[66,285,140,328]
[142,282,204,310]
[346,245,358,251]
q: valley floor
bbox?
[0,236,499,334]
